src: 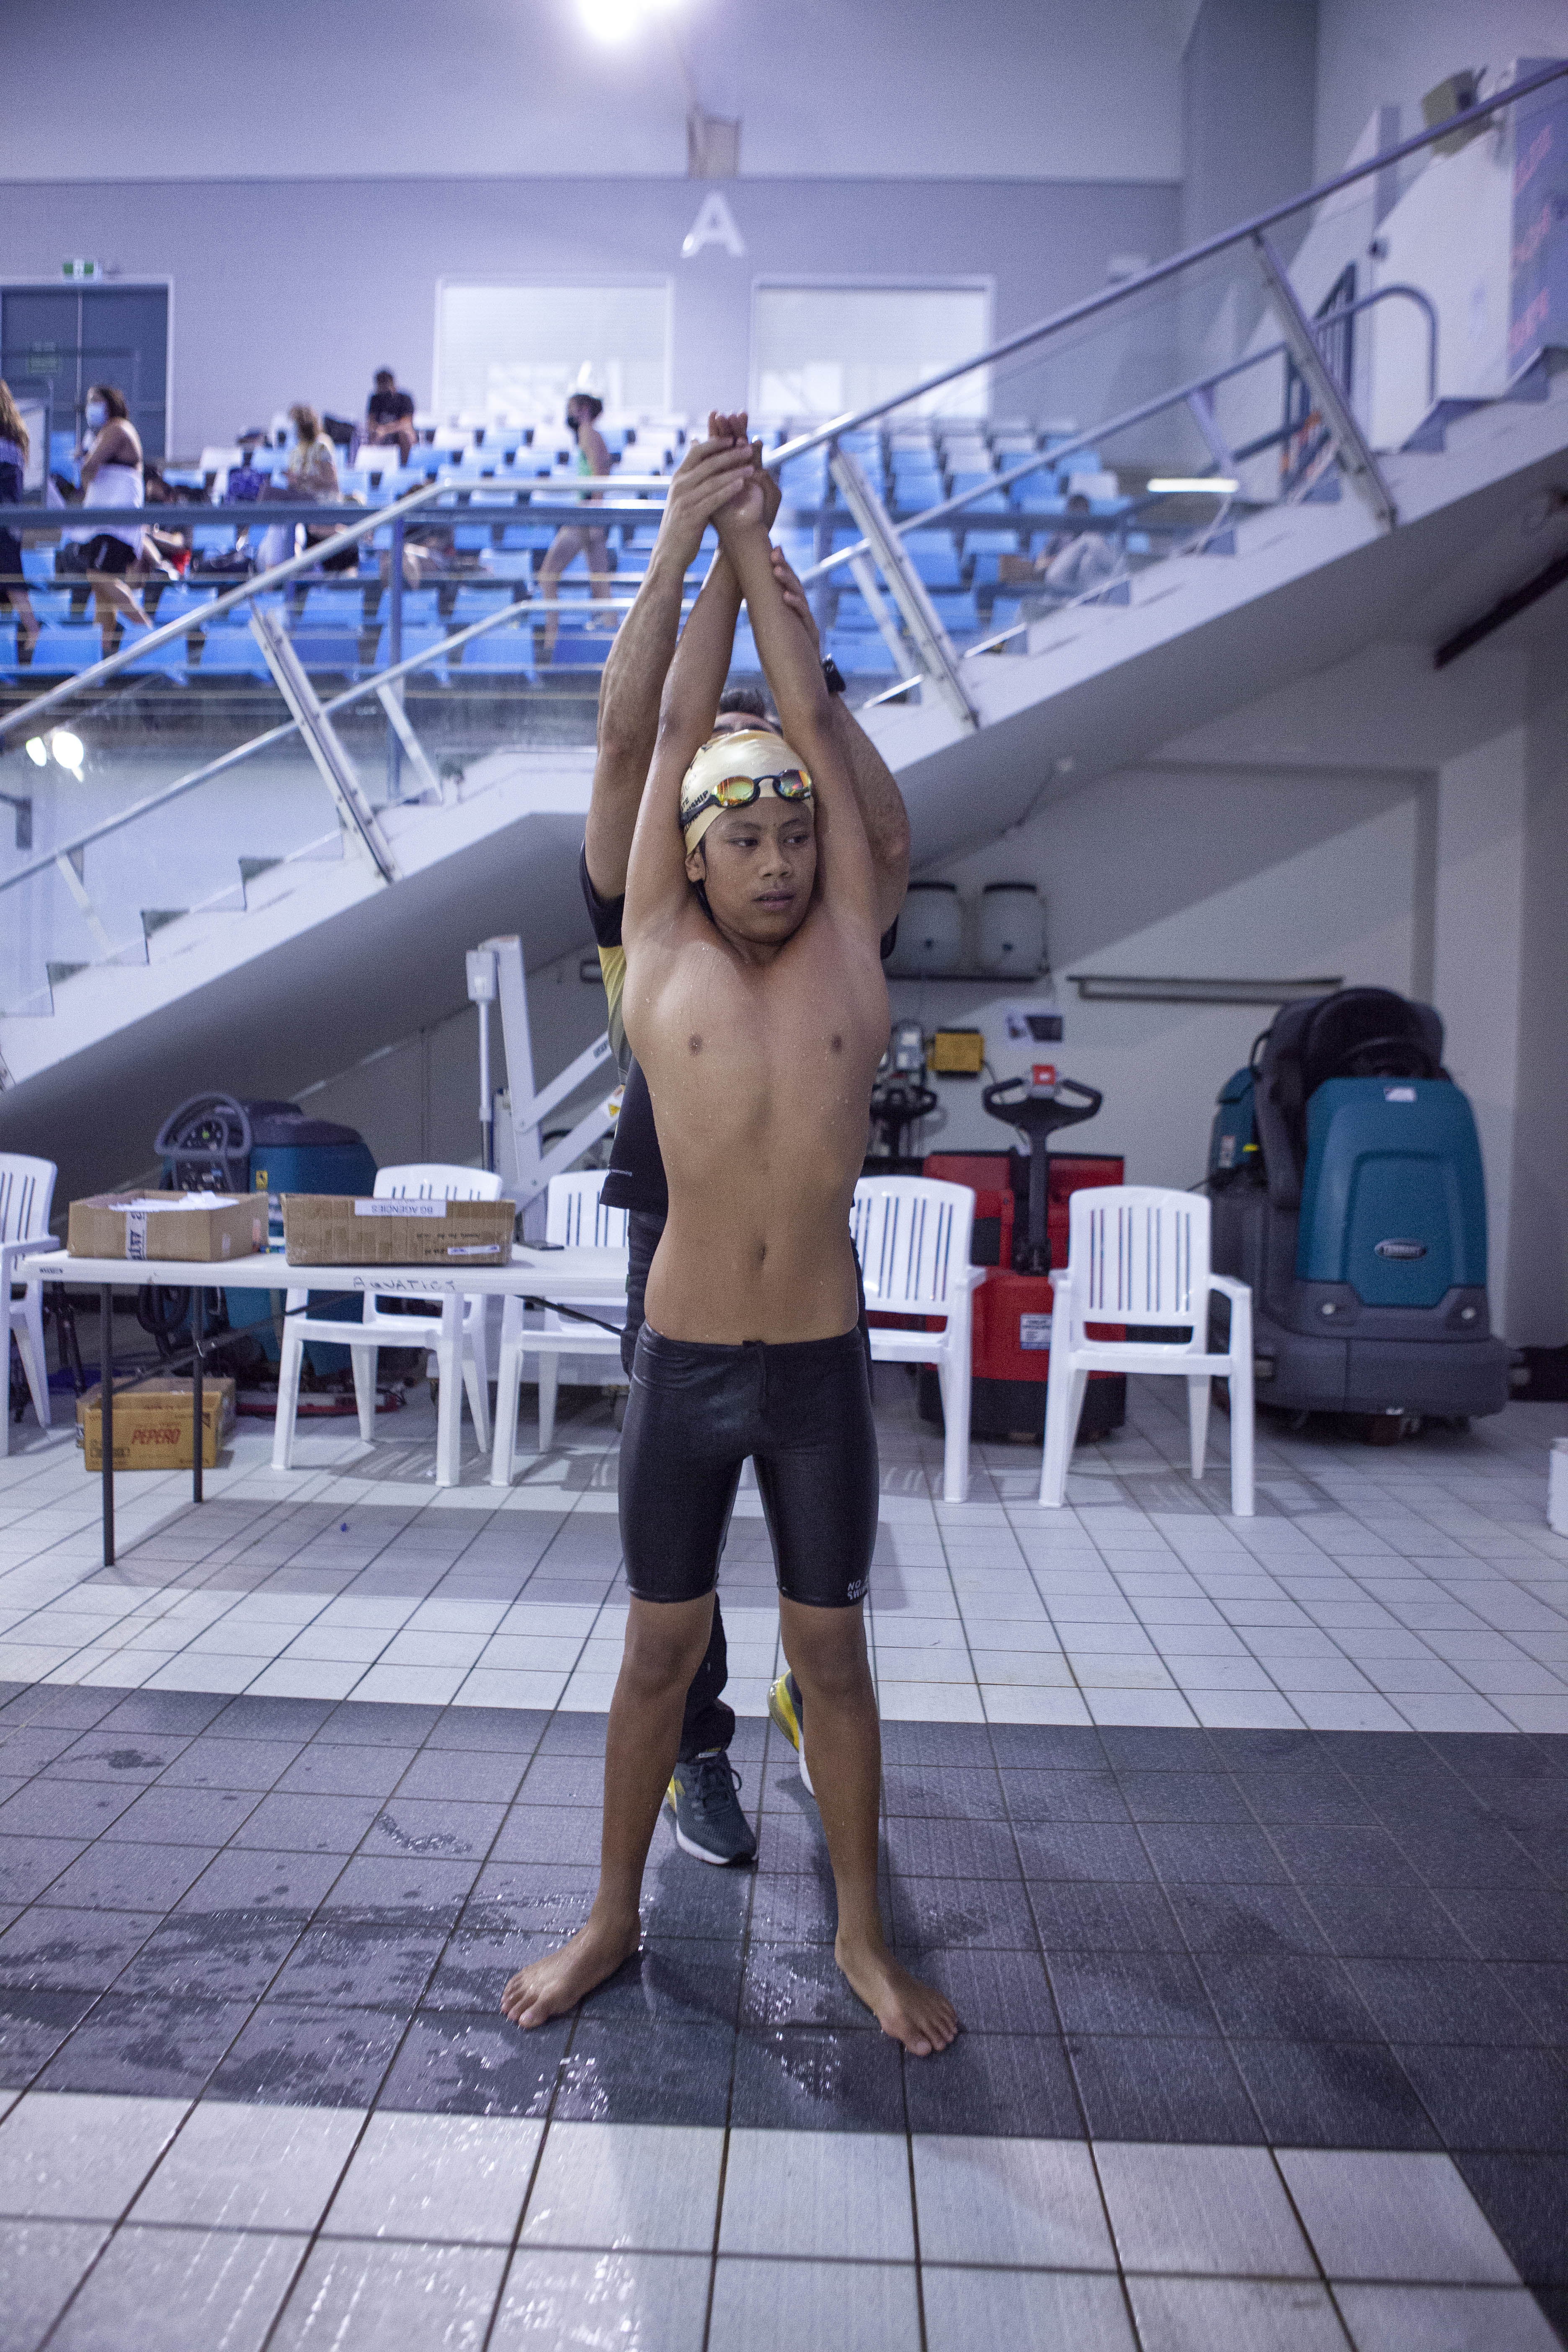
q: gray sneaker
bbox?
[665,1749,758,1866]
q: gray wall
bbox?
[0,174,1182,453]
[8,0,1195,186]
[1182,0,1320,245]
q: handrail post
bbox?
[387,515,405,801]
[829,451,977,732]
[1252,232,1396,530]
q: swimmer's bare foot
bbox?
[500,1906,640,2032]
[836,1932,959,2057]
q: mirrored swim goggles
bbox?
[680,738,813,852]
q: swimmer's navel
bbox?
[831,1034,843,1053]
[689,1034,702,1053]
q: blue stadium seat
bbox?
[287,627,361,676]
[123,632,190,683]
[377,589,441,626]
[194,631,274,680]
[501,524,557,552]
[825,629,894,676]
[372,623,449,682]
[903,532,963,591]
[193,524,238,552]
[0,620,17,677]
[21,549,53,585]
[451,585,513,626]
[150,586,220,627]
[930,591,980,635]
[549,627,614,670]
[27,625,99,675]
[1012,481,1067,515]
[832,592,879,632]
[962,529,1019,557]
[28,589,78,625]
[485,554,534,582]
[455,623,535,676]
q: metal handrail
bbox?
[760,56,1565,472]
[0,588,681,899]
[0,478,440,741]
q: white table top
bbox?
[25,1245,630,1301]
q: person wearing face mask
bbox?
[72,384,152,652]
[536,390,614,665]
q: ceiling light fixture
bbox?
[51,729,85,778]
[25,737,47,767]
[1147,477,1239,495]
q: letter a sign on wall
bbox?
[682,193,745,260]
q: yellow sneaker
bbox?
[767,1671,815,1798]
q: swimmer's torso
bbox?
[624,903,888,1344]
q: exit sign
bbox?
[62,259,100,281]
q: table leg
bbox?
[99,1284,114,1569]
[191,1286,204,1506]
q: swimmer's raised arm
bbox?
[714,491,880,939]
[587,428,755,896]
[771,545,910,932]
[625,422,762,943]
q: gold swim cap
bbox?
[679,729,813,856]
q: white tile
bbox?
[1335,2282,1562,2350]
[719,2129,912,2260]
[0,2219,113,2349]
[521,2122,722,2253]
[1095,2142,1315,2278]
[453,1670,569,1710]
[981,1684,1095,1725]
[913,2135,1114,2269]
[322,2112,543,2246]
[243,1661,364,1700]
[0,2092,189,2223]
[132,2101,364,2232]
[922,2264,1137,2352]
[490,2249,710,2349]
[1127,2275,1351,2351]
[1277,2151,1519,2285]
[348,1663,469,1705]
[47,2223,304,2352]
[267,2238,507,2349]
[709,2257,921,2352]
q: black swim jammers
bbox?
[619,1323,879,1608]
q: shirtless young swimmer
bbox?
[501,419,958,2058]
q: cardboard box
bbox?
[77,1376,237,1472]
[69,1193,261,1264]
[282,1194,515,1267]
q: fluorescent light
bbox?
[579,0,644,38]
[24,737,47,767]
[51,729,85,777]
[1146,477,1238,495]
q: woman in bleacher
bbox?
[0,382,42,663]
[73,384,153,654]
[537,391,614,664]
[284,404,358,576]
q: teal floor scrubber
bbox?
[1208,988,1509,1431]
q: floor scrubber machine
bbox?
[151,1093,381,1395]
[1208,987,1509,1431]
[920,1067,1128,1442]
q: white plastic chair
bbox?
[490,1173,628,1485]
[1040,1186,1254,1515]
[1,1155,56,1456]
[272,1163,505,1487]
[852,1177,984,1504]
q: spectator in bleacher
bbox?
[73,384,153,652]
[1039,492,1118,599]
[0,381,41,663]
[538,391,614,665]
[284,404,359,576]
[364,369,416,466]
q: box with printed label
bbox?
[67,1193,261,1263]
[77,1376,237,1472]
[282,1194,515,1267]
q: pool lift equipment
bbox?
[467,936,620,1211]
